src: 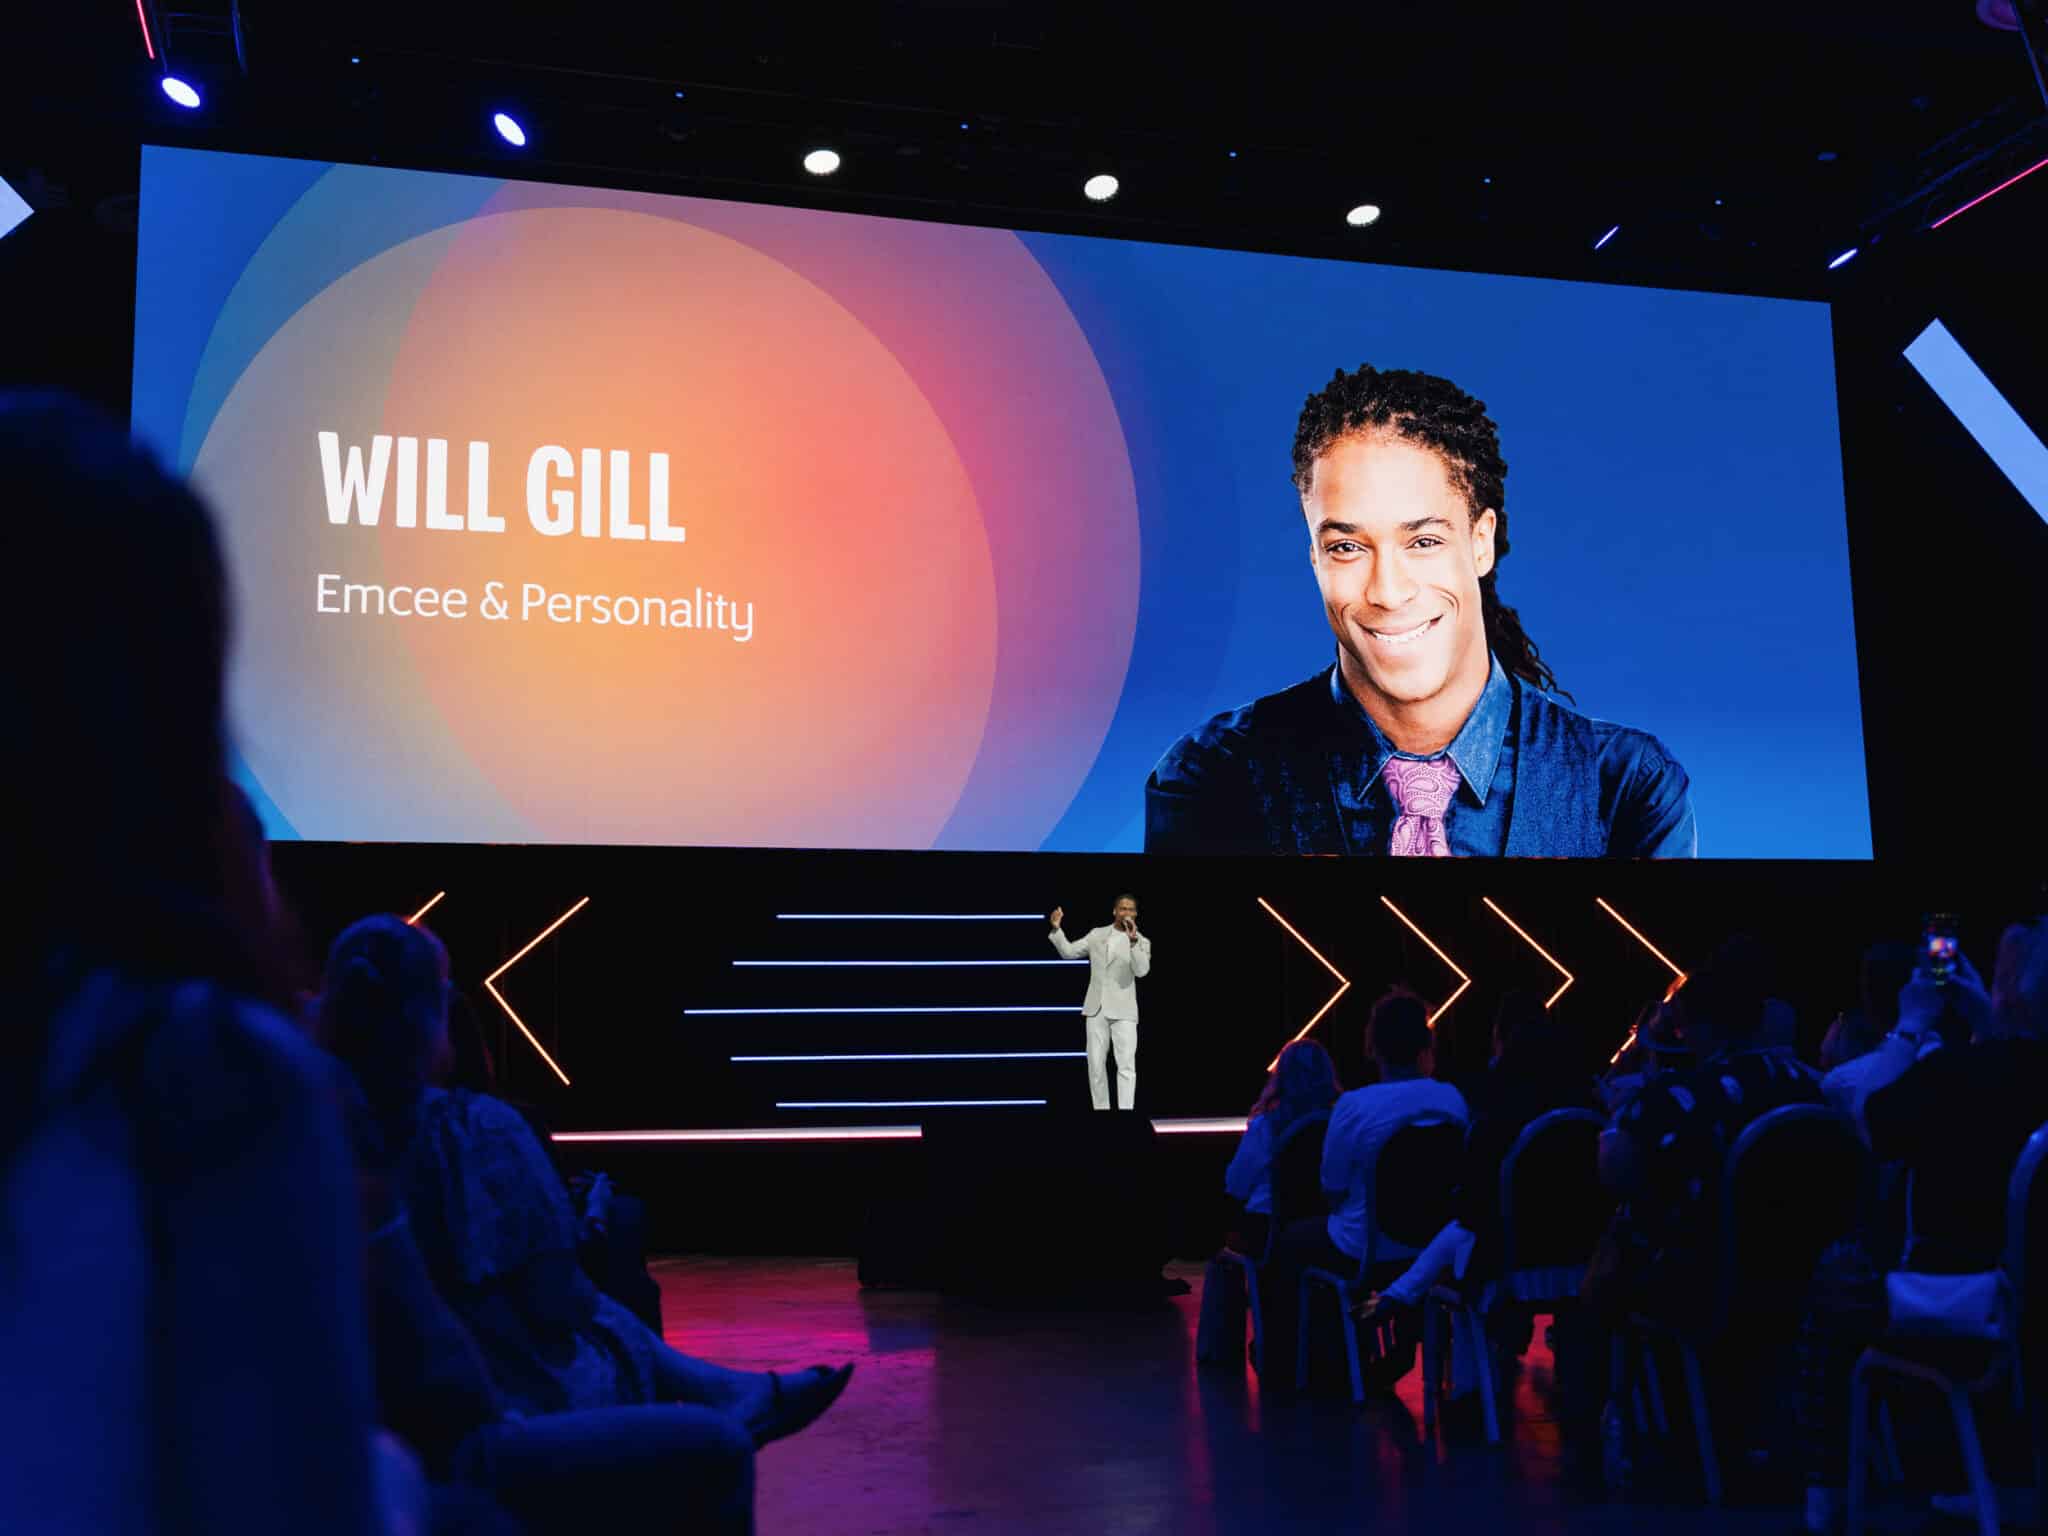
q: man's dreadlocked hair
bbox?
[1291,364,1568,701]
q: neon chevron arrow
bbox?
[1594,897,1688,1062]
[1258,897,1352,1071]
[482,897,589,1087]
[1482,897,1574,1008]
[1379,896,1471,1026]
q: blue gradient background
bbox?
[134,148,1869,856]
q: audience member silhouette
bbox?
[0,395,382,1534]
[1258,991,1467,1390]
[318,915,853,1434]
[1361,994,1596,1311]
[1224,1039,1342,1251]
[1196,1041,1342,1368]
[1796,921,2048,1531]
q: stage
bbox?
[266,845,2039,1256]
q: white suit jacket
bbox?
[1048,925,1152,1019]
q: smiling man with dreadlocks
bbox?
[1145,365,1695,857]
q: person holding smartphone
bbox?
[1797,919,2046,1532]
[1822,922,1991,1135]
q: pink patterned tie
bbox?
[1383,755,1461,857]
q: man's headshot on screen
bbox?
[1144,365,1695,858]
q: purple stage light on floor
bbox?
[1593,224,1620,250]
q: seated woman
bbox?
[318,914,853,1441]
[1224,1040,1342,1250]
[1196,1040,1339,1366]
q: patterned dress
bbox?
[401,1087,665,1417]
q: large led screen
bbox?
[133,146,1870,856]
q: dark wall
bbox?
[1829,181,2048,866]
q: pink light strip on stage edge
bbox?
[686,1005,1074,1015]
[776,913,1045,920]
[552,1116,1249,1144]
[734,958,1084,966]
[732,1051,1087,1062]
[776,1099,1048,1109]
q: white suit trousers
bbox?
[1086,1015,1138,1110]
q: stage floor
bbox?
[652,1255,1861,1535]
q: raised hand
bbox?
[1049,906,1063,929]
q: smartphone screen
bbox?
[1924,913,1959,983]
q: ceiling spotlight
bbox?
[1827,246,1859,270]
[160,76,202,109]
[1345,203,1382,227]
[1083,173,1120,202]
[492,112,527,147]
[1593,224,1620,250]
[803,148,842,177]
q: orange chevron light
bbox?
[1482,897,1574,1009]
[481,897,589,1087]
[1595,897,1688,1062]
[404,891,446,926]
[1595,897,1687,986]
[1258,897,1352,1071]
[1378,896,1471,1026]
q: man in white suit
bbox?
[1048,895,1152,1110]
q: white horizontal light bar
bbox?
[552,1117,1249,1144]
[0,176,33,242]
[734,959,1083,967]
[732,1051,1087,1062]
[1904,318,2048,523]
[776,1099,1048,1109]
[776,913,1046,920]
[685,1005,1074,1015]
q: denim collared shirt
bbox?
[1144,653,1696,857]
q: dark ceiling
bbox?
[5,2,2045,294]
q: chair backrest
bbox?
[1721,1103,1871,1326]
[1498,1108,1610,1274]
[1364,1115,1467,1272]
[2006,1122,2048,1296]
[1265,1111,1333,1256]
